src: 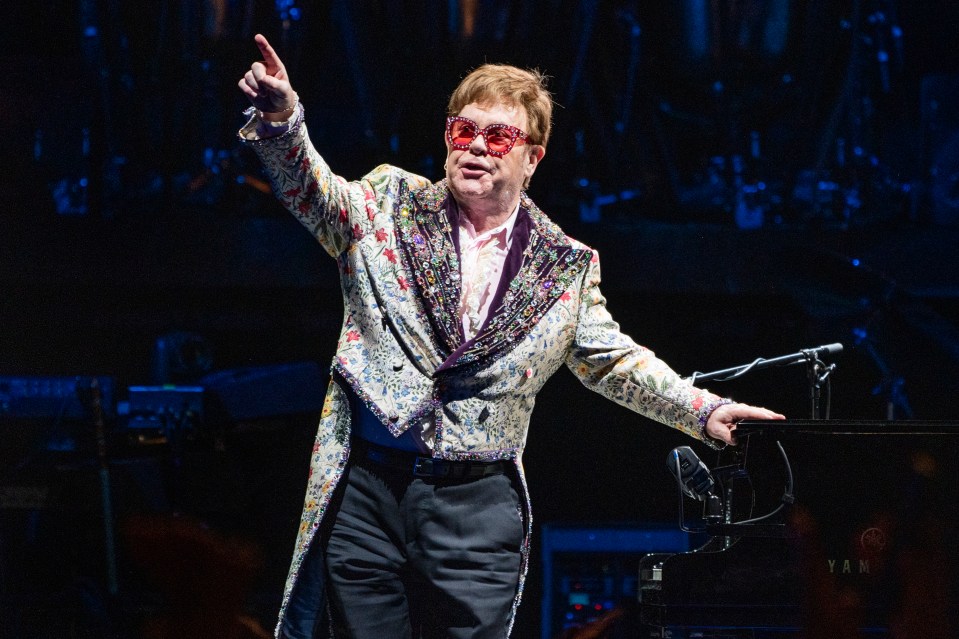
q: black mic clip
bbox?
[668,446,716,501]
[668,446,725,531]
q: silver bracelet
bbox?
[261,93,299,117]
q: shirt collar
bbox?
[458,203,520,245]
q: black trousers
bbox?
[319,453,525,639]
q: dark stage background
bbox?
[2,1,959,637]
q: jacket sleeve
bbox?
[239,105,417,257]
[564,251,730,446]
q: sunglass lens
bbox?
[449,120,476,146]
[484,126,513,153]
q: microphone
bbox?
[801,343,843,359]
[667,446,715,501]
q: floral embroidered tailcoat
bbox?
[242,107,727,638]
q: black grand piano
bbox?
[638,420,959,638]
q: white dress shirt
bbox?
[457,205,520,341]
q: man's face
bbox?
[445,101,544,217]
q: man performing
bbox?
[237,34,784,639]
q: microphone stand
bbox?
[806,355,836,420]
[85,378,119,597]
[691,344,841,420]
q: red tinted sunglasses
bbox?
[446,116,529,157]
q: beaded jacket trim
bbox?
[401,179,594,375]
[392,178,463,358]
[332,359,438,438]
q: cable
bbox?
[735,441,795,525]
[691,356,765,384]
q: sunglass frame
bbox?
[446,116,529,157]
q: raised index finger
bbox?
[254,33,285,75]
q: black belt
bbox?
[352,440,508,479]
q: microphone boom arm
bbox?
[690,343,843,384]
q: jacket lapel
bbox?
[395,178,464,358]
[436,194,593,374]
[400,181,593,375]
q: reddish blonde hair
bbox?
[447,64,553,148]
